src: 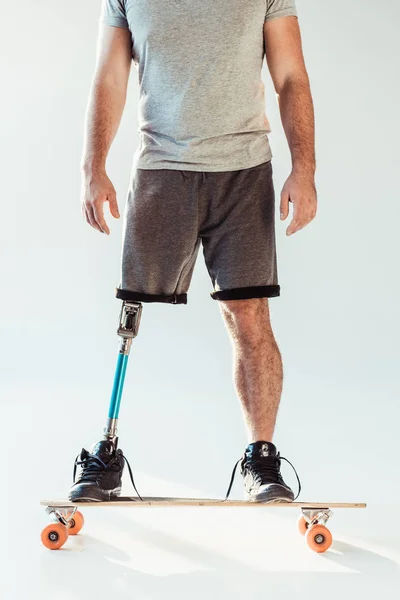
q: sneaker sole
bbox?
[245,485,295,504]
[68,487,122,503]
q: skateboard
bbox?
[40,497,366,553]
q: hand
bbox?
[81,171,120,234]
[280,169,317,236]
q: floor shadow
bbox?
[327,539,400,573]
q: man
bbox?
[71,0,317,503]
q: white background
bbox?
[1,0,399,598]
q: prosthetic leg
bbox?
[67,301,143,503]
[103,301,143,443]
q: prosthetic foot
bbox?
[68,301,143,502]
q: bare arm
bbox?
[81,25,132,234]
[264,16,317,236]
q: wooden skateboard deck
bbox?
[41,497,366,509]
[40,496,366,554]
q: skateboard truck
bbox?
[103,301,143,442]
[301,508,333,527]
[46,505,77,526]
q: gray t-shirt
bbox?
[101,0,297,171]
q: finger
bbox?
[83,206,90,225]
[86,204,104,233]
[108,192,120,220]
[286,220,298,236]
[288,220,307,235]
[93,201,110,235]
[82,204,94,229]
[286,199,303,236]
[287,205,315,235]
[280,187,290,220]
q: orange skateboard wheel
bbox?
[305,524,332,553]
[297,515,309,536]
[68,511,84,535]
[41,523,68,550]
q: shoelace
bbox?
[73,451,143,501]
[224,454,302,501]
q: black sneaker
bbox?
[224,440,301,503]
[68,438,132,502]
[241,441,300,502]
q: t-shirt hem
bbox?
[133,152,273,173]
[265,9,298,22]
[101,16,129,29]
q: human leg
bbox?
[219,297,282,443]
[201,161,298,502]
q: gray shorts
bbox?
[116,160,279,304]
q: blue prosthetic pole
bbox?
[104,301,143,441]
[108,353,129,421]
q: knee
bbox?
[220,298,271,343]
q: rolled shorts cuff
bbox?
[210,285,280,301]
[116,288,188,305]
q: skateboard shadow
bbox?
[39,510,400,600]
